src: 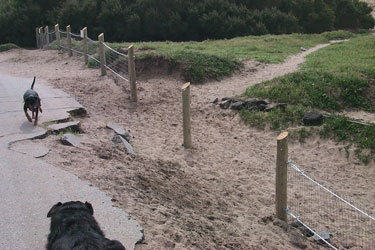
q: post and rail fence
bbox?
[275,132,375,249]
[35,24,137,102]
[36,24,195,148]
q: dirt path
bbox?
[195,42,333,100]
[0,44,374,249]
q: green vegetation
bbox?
[112,31,354,83]
[131,31,354,63]
[244,71,370,111]
[0,43,19,52]
[0,0,373,47]
[244,35,375,111]
[241,34,375,163]
[302,35,375,78]
[320,116,375,165]
[240,105,307,130]
[56,127,79,138]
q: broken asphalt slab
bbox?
[48,120,81,134]
[107,122,131,142]
[61,133,82,147]
[0,74,144,250]
[9,140,50,158]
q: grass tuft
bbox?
[0,43,19,52]
[175,52,243,83]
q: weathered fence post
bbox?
[45,26,50,48]
[66,25,72,56]
[82,27,88,65]
[39,27,44,48]
[55,24,61,48]
[128,45,137,102]
[276,131,288,222]
[98,33,106,76]
[182,82,192,148]
[35,27,40,49]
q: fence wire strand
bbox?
[103,42,128,58]
[86,37,100,67]
[286,209,339,250]
[287,161,375,249]
[49,31,56,43]
[59,30,68,50]
[103,42,129,81]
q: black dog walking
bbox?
[23,76,42,125]
[47,201,126,250]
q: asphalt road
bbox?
[0,74,143,250]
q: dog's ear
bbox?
[47,202,62,217]
[85,202,94,215]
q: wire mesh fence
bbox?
[70,32,84,55]
[103,43,129,81]
[287,161,375,249]
[87,37,100,67]
[37,25,132,79]
[36,24,137,101]
[48,30,56,48]
[59,30,69,50]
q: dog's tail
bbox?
[31,76,36,89]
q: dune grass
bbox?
[0,43,19,52]
[112,30,354,83]
[244,34,375,112]
[241,34,375,163]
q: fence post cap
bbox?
[182,82,190,90]
[127,44,134,49]
[277,131,288,140]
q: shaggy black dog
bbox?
[47,201,126,250]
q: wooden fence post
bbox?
[276,131,288,222]
[35,27,40,49]
[128,45,137,102]
[39,27,44,48]
[66,25,72,56]
[55,24,61,48]
[98,33,106,76]
[182,82,192,148]
[82,27,88,65]
[45,26,49,48]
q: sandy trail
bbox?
[195,42,333,100]
[0,43,374,250]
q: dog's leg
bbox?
[24,104,32,122]
[39,100,43,113]
[34,109,39,126]
[32,110,35,119]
